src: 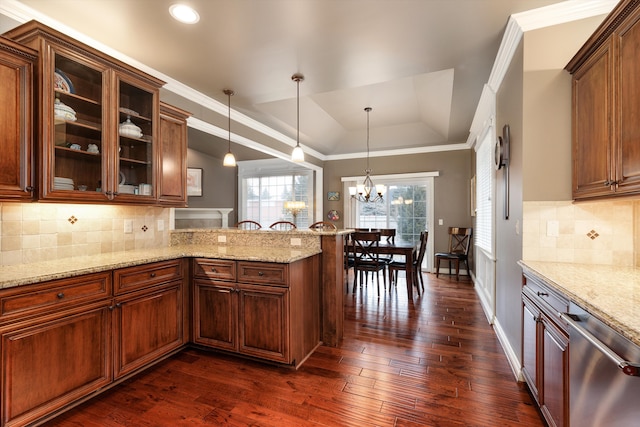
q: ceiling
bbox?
[5,0,570,161]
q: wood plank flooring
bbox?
[43,272,543,426]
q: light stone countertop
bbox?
[519,260,640,347]
[0,244,321,290]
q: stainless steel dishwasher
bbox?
[561,303,640,427]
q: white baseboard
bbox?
[492,317,524,382]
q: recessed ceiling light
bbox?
[169,4,200,24]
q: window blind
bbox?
[475,131,493,254]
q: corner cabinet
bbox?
[0,37,37,201]
[4,20,165,204]
[193,257,321,368]
[567,1,640,200]
[521,273,569,427]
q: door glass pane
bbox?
[356,184,427,246]
[53,53,104,193]
[118,80,154,197]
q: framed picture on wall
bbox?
[187,168,203,197]
[327,191,340,201]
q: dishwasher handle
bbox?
[560,312,640,377]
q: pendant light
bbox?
[291,73,305,162]
[222,89,236,167]
[349,107,385,202]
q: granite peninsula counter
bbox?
[0,244,321,289]
[519,260,640,347]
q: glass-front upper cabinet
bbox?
[116,76,158,200]
[4,20,165,204]
[50,49,108,201]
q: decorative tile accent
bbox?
[68,215,78,224]
[587,229,599,240]
[142,225,148,232]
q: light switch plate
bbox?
[124,219,133,234]
[547,220,559,237]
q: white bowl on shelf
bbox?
[119,117,142,138]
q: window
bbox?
[238,159,313,228]
[475,130,494,254]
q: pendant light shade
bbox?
[349,107,385,202]
[291,73,305,162]
[223,89,236,167]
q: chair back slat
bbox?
[447,227,472,255]
[235,220,262,230]
[352,231,381,264]
[269,221,297,230]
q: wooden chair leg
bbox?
[436,258,440,278]
[455,260,460,281]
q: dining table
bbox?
[349,238,418,299]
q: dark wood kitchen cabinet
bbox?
[567,1,640,200]
[0,272,112,427]
[157,102,190,206]
[521,273,569,427]
[4,21,166,203]
[193,257,320,367]
[112,259,188,378]
[0,37,37,201]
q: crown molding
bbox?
[468,0,617,146]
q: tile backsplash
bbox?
[0,203,170,266]
[523,200,636,266]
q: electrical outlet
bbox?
[124,219,133,234]
[290,238,302,246]
[218,235,227,243]
[157,220,164,231]
[438,219,444,226]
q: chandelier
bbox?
[291,73,305,162]
[222,89,236,167]
[349,107,385,202]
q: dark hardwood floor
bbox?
[44,272,543,427]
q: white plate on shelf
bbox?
[119,172,126,185]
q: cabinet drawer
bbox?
[114,259,184,294]
[0,272,111,324]
[193,259,236,281]
[523,275,569,316]
[237,261,288,286]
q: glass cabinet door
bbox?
[50,50,107,198]
[117,78,156,199]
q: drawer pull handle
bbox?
[211,268,217,273]
[537,291,548,297]
[258,271,264,276]
[57,292,64,299]
[150,272,156,278]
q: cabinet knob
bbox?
[211,268,217,273]
[25,186,34,192]
[258,271,264,276]
[57,292,64,299]
[150,272,156,278]
[115,302,122,308]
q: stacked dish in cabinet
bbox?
[53,177,74,190]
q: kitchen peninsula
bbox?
[0,227,349,427]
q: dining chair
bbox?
[387,231,428,294]
[351,231,386,295]
[309,221,337,230]
[269,221,297,230]
[435,227,472,281]
[235,220,262,230]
